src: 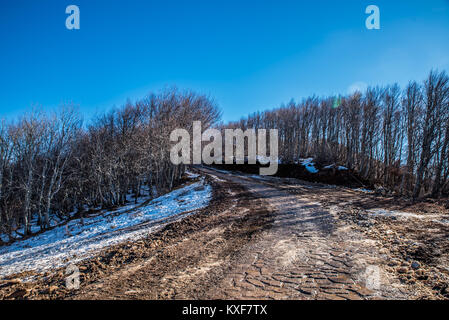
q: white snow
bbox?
[185,170,200,179]
[354,188,375,194]
[322,164,348,171]
[209,174,225,182]
[299,158,319,174]
[256,155,281,164]
[0,178,212,278]
[367,209,440,220]
[299,158,314,164]
[323,164,348,171]
[256,155,269,164]
[250,174,269,181]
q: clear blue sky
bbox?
[1,0,449,122]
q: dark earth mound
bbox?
[211,162,372,189]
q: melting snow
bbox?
[185,171,200,179]
[256,155,281,164]
[354,188,375,194]
[250,175,269,181]
[209,174,225,182]
[323,164,348,171]
[367,209,440,220]
[0,179,212,278]
[299,158,319,174]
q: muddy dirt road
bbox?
[198,168,407,300]
[71,167,409,300]
[3,167,448,300]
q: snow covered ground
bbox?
[354,188,375,194]
[367,208,444,221]
[366,208,449,226]
[299,158,319,173]
[323,164,348,171]
[0,178,212,278]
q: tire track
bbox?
[200,167,408,299]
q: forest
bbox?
[1,70,448,244]
[0,89,220,242]
[225,70,449,199]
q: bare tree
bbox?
[413,71,449,198]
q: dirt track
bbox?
[71,167,409,299]
[197,168,407,299]
[2,167,448,300]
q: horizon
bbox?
[1,0,449,123]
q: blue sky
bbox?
[1,0,449,123]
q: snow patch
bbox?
[299,158,319,174]
[209,174,225,182]
[354,188,375,194]
[0,179,212,278]
[323,164,348,171]
[185,171,200,179]
[256,155,281,164]
[367,209,438,220]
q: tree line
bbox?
[0,88,220,243]
[225,70,449,198]
[1,71,447,243]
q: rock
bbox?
[6,289,28,299]
[357,221,373,227]
[411,261,420,270]
[0,278,22,288]
[397,266,409,274]
[49,285,59,294]
[375,187,387,196]
[388,260,399,267]
[415,269,424,276]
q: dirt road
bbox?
[3,167,448,300]
[71,167,409,300]
[198,168,407,300]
